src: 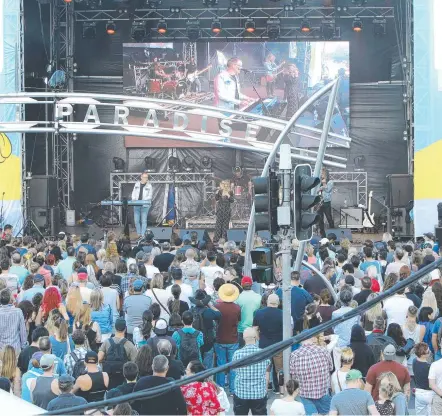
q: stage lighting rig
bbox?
[300,19,311,33]
[203,0,218,6]
[283,5,294,12]
[211,19,222,34]
[144,156,156,173]
[169,6,181,13]
[373,18,387,36]
[201,156,213,172]
[157,20,167,34]
[352,18,363,32]
[352,0,367,6]
[183,156,195,172]
[186,20,201,41]
[82,22,96,39]
[131,22,146,41]
[145,0,162,8]
[168,156,181,173]
[106,21,116,35]
[321,19,336,40]
[267,19,281,40]
[245,19,256,34]
[112,157,125,173]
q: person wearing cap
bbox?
[200,251,224,294]
[74,350,109,402]
[146,318,178,357]
[166,267,193,307]
[0,288,27,353]
[365,344,410,401]
[99,318,137,388]
[47,374,88,412]
[18,273,46,302]
[76,266,93,303]
[215,283,241,393]
[123,279,152,341]
[55,246,77,281]
[253,293,283,392]
[329,369,378,416]
[236,276,261,347]
[29,354,60,409]
[153,242,175,272]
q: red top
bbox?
[181,381,222,416]
[215,300,241,344]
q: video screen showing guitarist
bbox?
[186,57,201,93]
[318,167,335,238]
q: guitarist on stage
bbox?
[186,57,201,93]
[318,167,335,238]
[264,53,285,97]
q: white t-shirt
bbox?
[331,369,349,394]
[145,288,171,322]
[79,286,92,303]
[165,282,193,307]
[200,265,224,294]
[270,399,306,416]
[429,358,442,390]
[383,295,413,328]
[144,264,160,280]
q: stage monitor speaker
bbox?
[227,229,247,243]
[180,229,206,242]
[30,207,48,230]
[388,174,413,208]
[84,224,105,241]
[325,228,353,242]
[435,227,442,244]
[340,208,364,229]
[29,175,58,208]
[49,207,60,236]
[148,227,173,242]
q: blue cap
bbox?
[33,273,44,282]
[133,279,144,290]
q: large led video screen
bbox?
[123,41,350,148]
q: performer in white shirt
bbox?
[131,171,153,238]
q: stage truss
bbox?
[329,171,368,208]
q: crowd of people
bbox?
[0,224,441,415]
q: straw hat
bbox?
[218,283,240,303]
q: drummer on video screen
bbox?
[231,166,252,200]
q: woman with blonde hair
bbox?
[422,289,439,319]
[74,303,101,352]
[361,293,387,331]
[90,288,113,341]
[145,273,170,322]
[66,285,83,327]
[85,254,100,286]
[1,345,19,395]
[377,371,409,415]
[96,249,107,269]
[49,317,74,359]
[331,347,354,394]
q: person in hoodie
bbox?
[349,324,376,377]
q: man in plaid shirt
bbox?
[232,327,271,415]
[290,337,334,415]
[64,330,90,376]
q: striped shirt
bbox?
[0,304,28,352]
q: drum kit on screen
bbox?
[147,61,188,99]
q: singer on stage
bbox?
[131,171,153,238]
[318,168,335,238]
[214,180,234,242]
[283,63,301,120]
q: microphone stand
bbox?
[242,69,270,117]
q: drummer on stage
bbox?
[231,166,252,200]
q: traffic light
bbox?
[293,164,321,241]
[252,172,279,235]
[250,247,273,285]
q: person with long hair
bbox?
[377,371,409,416]
[167,284,189,317]
[402,305,425,374]
[73,303,101,352]
[317,289,336,335]
[85,254,100,287]
[418,306,435,353]
[387,323,408,366]
[295,302,322,334]
[213,180,234,243]
[270,379,305,416]
[36,286,68,326]
[349,324,375,377]
[180,360,222,416]
[0,345,19,395]
[133,310,154,348]
[283,63,301,120]
[422,289,439,319]
[145,273,169,322]
[66,285,83,328]
[49,317,74,359]
[17,300,34,344]
[90,289,113,342]
[134,345,153,377]
[361,293,387,331]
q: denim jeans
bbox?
[299,394,332,416]
[203,347,214,369]
[133,205,150,236]
[214,342,239,392]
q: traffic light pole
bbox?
[293,79,341,274]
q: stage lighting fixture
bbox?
[63,0,73,3]
[267,19,280,40]
[183,156,195,172]
[169,6,181,13]
[284,5,294,12]
[245,19,256,33]
[157,20,167,34]
[352,18,363,32]
[203,0,218,6]
[300,19,311,33]
[131,22,146,41]
[321,19,335,40]
[106,21,116,35]
[144,156,156,173]
[201,156,213,172]
[145,0,162,8]
[112,157,125,173]
[168,156,181,172]
[211,19,222,34]
[186,21,201,41]
[373,18,387,36]
[352,0,367,5]
[82,22,96,39]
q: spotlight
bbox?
[168,156,180,172]
[300,19,311,33]
[146,0,162,8]
[228,5,241,13]
[321,19,335,40]
[373,18,387,36]
[352,18,363,32]
[144,156,156,173]
[203,0,218,6]
[169,6,181,13]
[211,19,222,34]
[131,22,146,41]
[267,19,280,40]
[106,21,116,35]
[82,22,96,39]
[112,157,125,173]
[186,20,201,41]
[201,156,213,172]
[157,20,167,35]
[183,156,195,172]
[245,19,256,33]
[63,0,73,3]
[336,5,348,13]
[283,5,294,12]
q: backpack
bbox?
[71,351,87,380]
[102,338,129,377]
[178,329,200,367]
[192,307,214,347]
